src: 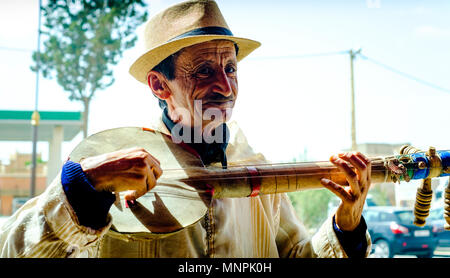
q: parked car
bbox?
[428,206,450,248]
[363,206,438,258]
[12,197,29,214]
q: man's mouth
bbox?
[202,99,235,109]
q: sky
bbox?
[0,0,449,165]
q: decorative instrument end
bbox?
[444,178,450,230]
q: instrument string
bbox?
[159,167,393,183]
[174,170,390,183]
[159,157,390,172]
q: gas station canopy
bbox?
[0,110,83,184]
[0,110,82,141]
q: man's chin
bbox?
[202,119,227,130]
[202,108,233,122]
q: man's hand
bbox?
[79,147,163,202]
[320,152,371,231]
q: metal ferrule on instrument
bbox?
[392,146,450,182]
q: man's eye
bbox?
[196,67,214,77]
[225,65,236,74]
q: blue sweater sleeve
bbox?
[332,215,368,258]
[61,160,116,230]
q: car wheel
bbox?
[373,239,392,258]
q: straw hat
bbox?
[129,0,261,84]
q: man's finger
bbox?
[320,178,351,202]
[145,155,163,179]
[339,152,371,191]
[147,152,161,166]
[330,155,360,197]
[338,152,367,179]
[124,172,156,203]
[354,152,372,182]
[146,167,157,192]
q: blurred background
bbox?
[0,0,449,256]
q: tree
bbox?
[288,189,334,232]
[287,152,336,232]
[32,0,148,138]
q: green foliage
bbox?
[368,186,391,206]
[31,0,148,136]
[287,152,335,232]
[288,189,334,232]
[32,0,147,99]
[25,157,45,166]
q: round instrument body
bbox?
[69,127,209,234]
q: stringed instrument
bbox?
[68,127,450,234]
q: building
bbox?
[0,152,47,215]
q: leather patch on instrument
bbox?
[247,166,261,197]
[142,127,155,133]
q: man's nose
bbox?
[212,69,233,97]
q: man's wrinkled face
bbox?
[164,40,238,132]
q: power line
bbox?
[2,43,449,95]
[248,50,348,60]
[249,49,450,94]
[358,54,450,94]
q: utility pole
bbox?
[31,0,42,198]
[349,49,361,152]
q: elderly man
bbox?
[0,0,371,258]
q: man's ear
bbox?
[147,71,171,100]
